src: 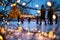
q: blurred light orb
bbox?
[35,4,39,8]
[0,35,3,40]
[7,22,9,25]
[47,2,52,6]
[3,8,4,10]
[44,32,48,36]
[22,2,26,6]
[37,10,41,13]
[11,3,16,7]
[53,14,56,20]
[38,30,40,32]
[41,32,44,35]
[48,31,53,38]
[17,0,21,3]
[18,22,20,24]
[18,27,23,31]
[53,35,56,38]
[27,32,31,35]
[2,3,3,5]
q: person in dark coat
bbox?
[28,17,31,23]
[40,5,46,25]
[36,16,39,24]
[0,12,3,22]
[18,15,20,22]
[55,14,58,24]
[21,17,24,24]
[48,6,53,25]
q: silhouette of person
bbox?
[21,17,24,24]
[28,17,31,23]
[36,16,39,24]
[40,5,46,25]
[48,6,53,25]
[55,14,58,24]
[0,12,3,22]
[18,15,20,22]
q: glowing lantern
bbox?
[53,35,56,38]
[37,10,41,14]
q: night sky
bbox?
[0,0,60,15]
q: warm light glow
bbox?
[18,27,23,31]
[53,35,56,38]
[35,4,39,8]
[37,10,41,13]
[22,2,26,6]
[48,31,54,38]
[47,2,52,6]
[44,32,48,36]
[11,3,16,7]
[27,32,31,35]
[41,32,44,35]
[0,35,3,40]
[53,14,56,20]
[17,0,21,3]
[1,27,6,33]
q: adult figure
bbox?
[18,15,20,22]
[28,17,31,23]
[48,6,53,25]
[40,5,46,25]
[36,16,39,24]
[21,17,24,24]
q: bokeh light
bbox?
[47,1,52,6]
